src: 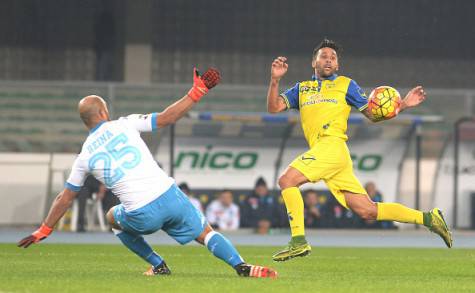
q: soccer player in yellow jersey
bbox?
[267,39,452,261]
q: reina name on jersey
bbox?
[86,129,114,154]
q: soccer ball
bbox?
[368,86,401,120]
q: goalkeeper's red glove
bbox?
[17,223,53,248]
[187,67,221,102]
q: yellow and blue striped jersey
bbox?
[281,74,368,148]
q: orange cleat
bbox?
[235,263,278,279]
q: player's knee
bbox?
[278,174,292,189]
[359,210,376,220]
[195,225,213,245]
[353,205,377,220]
[106,207,123,230]
[106,208,115,225]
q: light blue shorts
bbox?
[113,184,206,244]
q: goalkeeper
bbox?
[267,39,452,262]
[18,68,277,279]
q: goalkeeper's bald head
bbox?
[78,95,110,129]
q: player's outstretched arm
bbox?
[156,67,220,128]
[17,188,78,248]
[399,85,426,112]
[267,57,289,113]
[362,86,427,123]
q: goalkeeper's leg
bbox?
[195,225,277,278]
[106,207,170,276]
[344,192,452,248]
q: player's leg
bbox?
[343,192,420,222]
[195,225,277,278]
[343,192,452,248]
[195,224,243,268]
[279,166,309,238]
[327,140,452,248]
[106,206,170,275]
[272,165,313,261]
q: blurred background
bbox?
[0,0,474,234]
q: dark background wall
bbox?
[152,0,473,59]
[0,0,124,80]
[0,0,473,87]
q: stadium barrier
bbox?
[434,117,475,228]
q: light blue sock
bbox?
[205,231,244,268]
[114,229,163,267]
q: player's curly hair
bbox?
[313,38,341,59]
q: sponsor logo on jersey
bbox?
[299,82,319,93]
[301,96,338,108]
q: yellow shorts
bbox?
[289,136,367,208]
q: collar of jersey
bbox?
[89,120,106,134]
[312,73,337,81]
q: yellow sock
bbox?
[282,187,305,237]
[377,203,423,225]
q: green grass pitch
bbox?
[1,244,474,292]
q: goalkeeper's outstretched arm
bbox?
[18,188,78,248]
[267,57,289,113]
[156,68,221,128]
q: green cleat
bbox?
[272,240,312,262]
[427,208,453,248]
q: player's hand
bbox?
[271,57,288,81]
[17,223,53,248]
[187,67,221,102]
[401,86,426,110]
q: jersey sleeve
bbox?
[65,156,88,192]
[120,113,158,132]
[346,80,369,111]
[280,82,300,110]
